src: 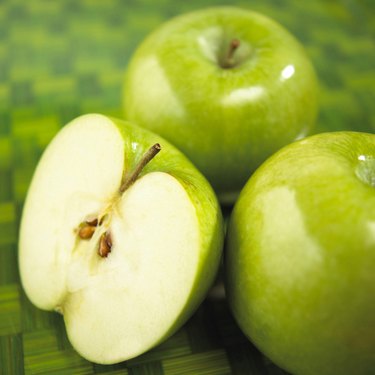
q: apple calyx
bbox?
[220,39,240,69]
[77,143,162,257]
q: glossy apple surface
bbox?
[19,114,224,364]
[225,131,375,375]
[123,6,318,203]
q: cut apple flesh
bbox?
[19,115,201,363]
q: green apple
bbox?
[19,114,224,364]
[225,131,375,375]
[123,6,318,204]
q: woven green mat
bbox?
[0,0,374,374]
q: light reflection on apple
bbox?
[128,56,185,120]
[280,64,295,81]
[197,27,222,63]
[356,155,375,187]
[221,86,265,106]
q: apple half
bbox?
[19,114,224,364]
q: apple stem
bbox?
[119,143,162,193]
[221,39,240,69]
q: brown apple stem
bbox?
[221,39,240,69]
[119,143,162,193]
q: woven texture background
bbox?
[0,0,374,374]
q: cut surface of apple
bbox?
[19,114,223,364]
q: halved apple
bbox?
[19,114,224,364]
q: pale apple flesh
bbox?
[19,114,222,364]
[64,172,200,363]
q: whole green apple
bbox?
[123,6,318,204]
[19,114,224,364]
[225,131,375,375]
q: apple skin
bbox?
[225,131,375,375]
[19,114,224,364]
[123,6,318,204]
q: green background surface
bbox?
[0,0,374,374]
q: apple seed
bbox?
[78,223,96,239]
[98,231,112,258]
[77,217,101,239]
[86,218,98,226]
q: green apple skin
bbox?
[19,114,224,364]
[225,131,375,375]
[123,6,318,204]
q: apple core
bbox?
[76,143,162,258]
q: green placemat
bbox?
[0,0,374,374]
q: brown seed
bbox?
[105,232,112,248]
[78,224,96,239]
[86,218,98,226]
[98,232,112,258]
